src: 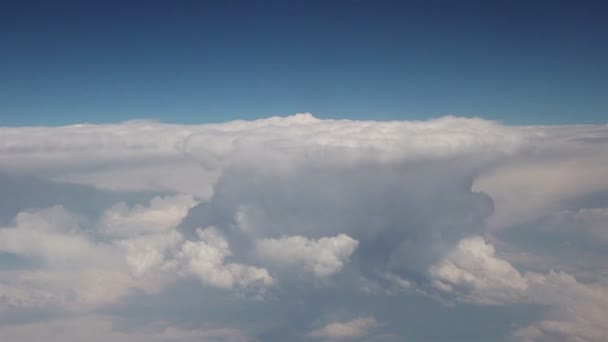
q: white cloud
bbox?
[0,195,268,312]
[0,268,136,312]
[117,230,183,276]
[308,317,379,340]
[0,206,145,311]
[0,315,251,342]
[430,236,608,341]
[0,114,530,180]
[429,236,528,304]
[473,125,608,231]
[256,234,359,278]
[99,194,198,238]
[0,206,102,264]
[178,228,273,289]
[1,114,608,341]
[54,161,218,199]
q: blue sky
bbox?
[1,0,607,126]
[3,3,608,342]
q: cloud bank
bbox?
[0,114,607,341]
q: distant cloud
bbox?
[0,314,250,342]
[431,236,608,341]
[0,114,607,341]
[256,234,358,278]
[308,317,379,340]
[177,227,274,290]
[430,236,528,305]
[100,194,199,237]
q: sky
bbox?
[2,2,608,342]
[1,0,607,126]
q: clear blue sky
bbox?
[1,0,607,126]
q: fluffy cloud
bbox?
[430,236,608,341]
[178,227,273,289]
[429,236,528,305]
[0,206,132,311]
[1,114,607,341]
[100,194,199,237]
[308,317,379,340]
[117,230,183,276]
[0,195,272,313]
[0,206,101,263]
[0,114,529,182]
[255,234,358,278]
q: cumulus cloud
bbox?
[0,206,133,311]
[0,206,101,263]
[0,195,271,313]
[429,236,528,305]
[99,194,199,237]
[430,236,608,341]
[308,316,379,340]
[1,114,607,341]
[117,230,183,276]
[255,234,358,278]
[178,227,273,289]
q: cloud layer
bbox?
[0,114,607,341]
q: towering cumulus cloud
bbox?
[0,114,607,341]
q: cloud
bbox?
[0,206,100,263]
[1,114,608,341]
[177,227,273,289]
[117,230,183,276]
[0,114,529,193]
[473,125,608,231]
[429,236,528,305]
[430,236,608,341]
[0,195,271,313]
[0,206,133,311]
[0,215,141,313]
[99,194,199,237]
[0,315,250,342]
[255,234,358,278]
[308,316,379,340]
